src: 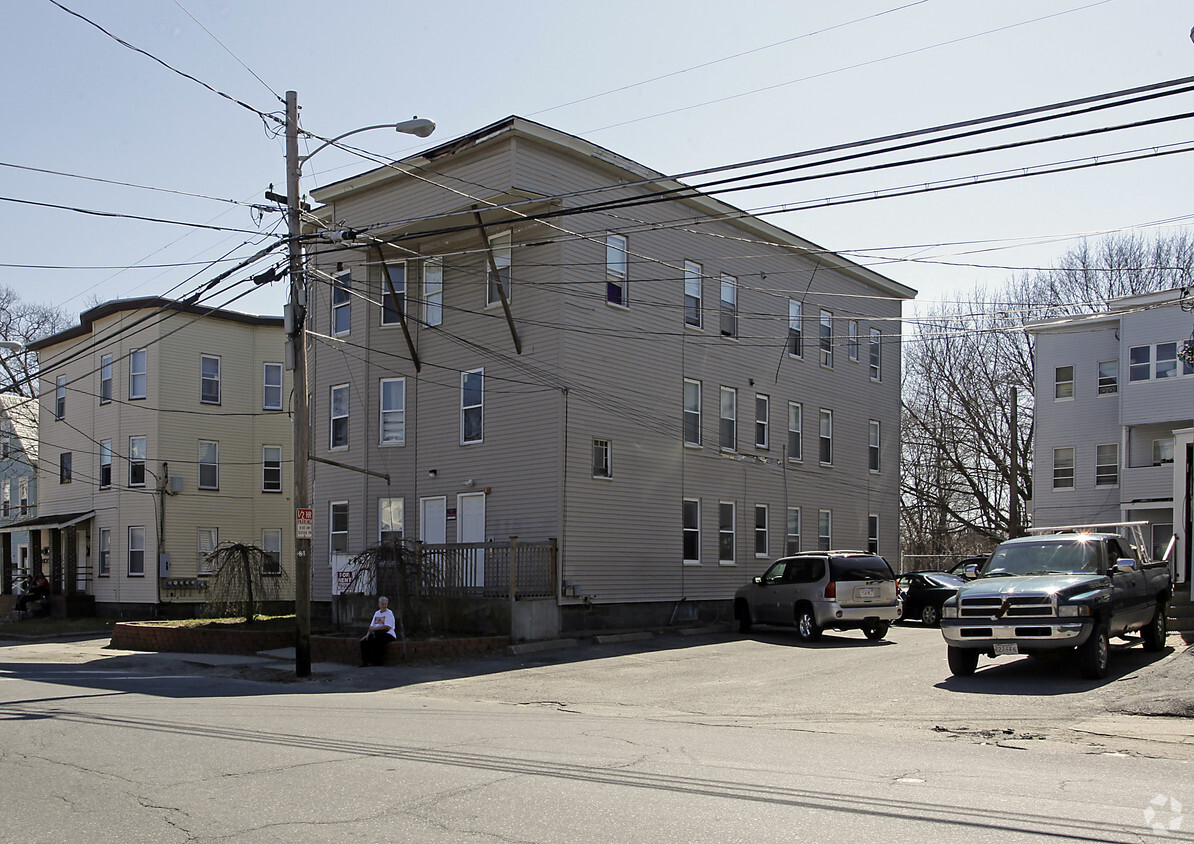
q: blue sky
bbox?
[4,0,1193,320]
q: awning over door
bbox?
[0,511,94,534]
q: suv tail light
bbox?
[824,581,836,599]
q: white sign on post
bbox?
[296,508,313,540]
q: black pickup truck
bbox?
[939,525,1172,679]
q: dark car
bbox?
[896,571,965,627]
[947,556,987,578]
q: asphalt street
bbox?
[1,624,1192,842]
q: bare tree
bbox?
[0,284,72,399]
[901,230,1194,561]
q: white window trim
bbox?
[788,299,803,358]
[818,509,832,552]
[330,500,349,556]
[379,377,406,446]
[848,320,859,361]
[754,503,769,558]
[461,368,484,445]
[201,354,222,405]
[868,514,880,554]
[787,402,802,462]
[869,328,881,381]
[129,348,147,400]
[381,260,407,326]
[754,394,769,450]
[128,525,146,577]
[684,260,703,329]
[100,354,113,404]
[198,527,218,575]
[424,257,444,327]
[263,445,282,493]
[720,386,737,452]
[98,527,111,577]
[683,498,701,566]
[720,273,738,339]
[262,528,283,575]
[1054,365,1075,401]
[332,271,351,336]
[718,500,736,565]
[786,506,801,556]
[198,440,219,491]
[1097,359,1118,396]
[683,378,702,448]
[869,419,881,474]
[606,234,629,308]
[819,309,833,368]
[1095,442,1119,487]
[819,408,833,466]
[263,362,283,411]
[1053,446,1075,490]
[129,435,147,487]
[330,384,349,451]
[378,498,405,544]
[592,438,612,479]
[486,231,512,308]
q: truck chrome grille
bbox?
[959,595,1055,619]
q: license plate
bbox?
[994,643,1019,656]
[858,587,876,599]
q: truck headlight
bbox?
[942,605,958,619]
[1058,604,1091,617]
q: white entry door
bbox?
[420,497,447,545]
[457,492,486,588]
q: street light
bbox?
[284,91,434,677]
[0,341,24,353]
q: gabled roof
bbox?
[28,297,282,352]
[311,116,916,301]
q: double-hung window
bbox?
[1096,443,1118,486]
[868,515,879,554]
[684,261,702,328]
[382,261,406,325]
[263,445,282,492]
[592,439,612,478]
[380,378,406,445]
[1053,447,1075,489]
[129,349,147,400]
[2,481,9,517]
[754,394,769,449]
[332,271,351,335]
[788,300,803,357]
[198,440,219,490]
[98,528,111,576]
[606,234,628,307]
[262,529,282,574]
[55,376,65,420]
[720,273,737,338]
[868,420,881,472]
[683,379,702,446]
[682,499,700,563]
[100,355,112,404]
[99,440,112,488]
[718,502,735,563]
[818,510,832,551]
[59,452,71,483]
[787,402,802,461]
[330,502,349,554]
[201,355,221,404]
[819,310,833,367]
[1097,360,1118,394]
[461,369,484,444]
[848,321,859,361]
[379,498,404,546]
[1153,438,1174,466]
[786,508,801,555]
[719,387,737,451]
[1054,365,1074,399]
[263,363,283,410]
[128,526,145,576]
[819,409,833,465]
[198,527,218,575]
[330,385,349,450]
[754,505,768,556]
[129,436,146,487]
[869,328,881,381]
[424,257,444,327]
[486,231,511,306]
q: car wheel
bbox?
[947,646,979,677]
[735,600,753,634]
[863,621,890,640]
[1141,601,1167,652]
[920,604,940,627]
[795,606,822,642]
[1077,624,1110,680]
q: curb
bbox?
[506,638,578,656]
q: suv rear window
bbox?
[830,556,894,582]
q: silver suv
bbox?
[734,551,900,641]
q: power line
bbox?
[0,194,267,234]
[169,0,281,101]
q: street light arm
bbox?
[298,118,436,164]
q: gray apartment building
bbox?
[306,116,915,633]
[1029,287,1193,627]
[0,393,38,602]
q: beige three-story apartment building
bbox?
[306,116,915,632]
[26,298,292,616]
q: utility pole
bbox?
[285,90,311,677]
[1009,384,1020,539]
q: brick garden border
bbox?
[110,622,508,666]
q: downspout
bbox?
[157,462,168,608]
